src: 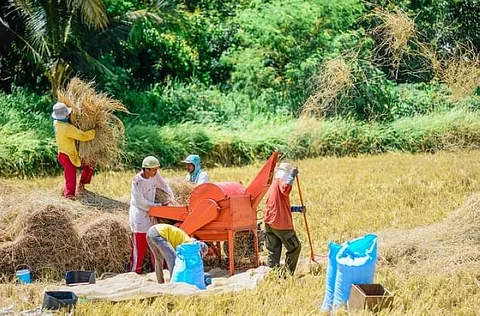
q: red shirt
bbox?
[263,178,294,230]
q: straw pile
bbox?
[302,58,353,116]
[0,205,83,280]
[155,178,195,206]
[0,189,131,281]
[79,217,131,274]
[57,77,128,169]
[380,195,480,270]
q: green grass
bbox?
[1,108,479,178]
[1,150,479,315]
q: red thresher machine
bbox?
[149,151,279,275]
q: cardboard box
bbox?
[348,284,394,312]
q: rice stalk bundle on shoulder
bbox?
[57,78,129,169]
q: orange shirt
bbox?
[263,178,293,230]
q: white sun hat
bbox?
[51,102,72,120]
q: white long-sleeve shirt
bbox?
[129,172,174,233]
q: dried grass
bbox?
[79,217,131,274]
[418,42,480,100]
[0,189,130,281]
[380,194,480,270]
[155,178,195,206]
[370,7,416,75]
[0,205,83,280]
[57,77,128,169]
[302,58,353,116]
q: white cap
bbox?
[51,102,72,120]
[274,162,293,180]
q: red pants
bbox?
[58,153,94,198]
[129,232,155,274]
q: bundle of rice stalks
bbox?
[57,77,128,169]
[369,7,416,71]
[303,58,353,116]
[380,195,480,271]
[155,178,195,206]
[79,217,131,275]
[0,205,83,280]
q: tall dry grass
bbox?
[1,150,479,315]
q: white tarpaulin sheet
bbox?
[45,266,271,302]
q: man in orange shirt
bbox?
[263,162,301,275]
[51,102,95,199]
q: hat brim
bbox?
[51,107,72,120]
[182,160,193,164]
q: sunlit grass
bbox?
[1,150,479,315]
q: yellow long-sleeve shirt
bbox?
[54,121,95,167]
[155,224,192,249]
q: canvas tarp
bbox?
[45,266,271,302]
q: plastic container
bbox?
[42,291,78,311]
[204,273,212,287]
[16,269,31,284]
[65,270,96,285]
[171,241,206,290]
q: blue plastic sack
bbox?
[332,234,378,308]
[320,242,342,312]
[171,241,206,290]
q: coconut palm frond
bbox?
[68,48,115,77]
[0,16,44,65]
[73,0,108,30]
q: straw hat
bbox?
[51,102,72,120]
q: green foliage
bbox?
[222,0,364,113]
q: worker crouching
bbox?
[146,224,208,284]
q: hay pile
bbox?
[155,178,195,206]
[57,77,128,169]
[380,195,480,270]
[79,217,131,274]
[0,190,131,281]
[0,205,83,280]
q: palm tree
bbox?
[0,0,172,94]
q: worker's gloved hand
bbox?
[286,167,299,185]
[290,205,305,213]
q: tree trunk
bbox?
[49,61,71,96]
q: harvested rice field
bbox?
[1,150,479,315]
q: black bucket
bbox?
[65,270,96,285]
[42,291,78,311]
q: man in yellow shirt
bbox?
[146,223,208,283]
[51,102,95,199]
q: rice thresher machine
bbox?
[149,151,279,275]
